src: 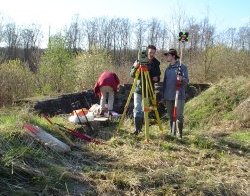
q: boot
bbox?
[169,120,173,134]
[170,120,176,135]
[132,117,143,135]
[177,121,184,139]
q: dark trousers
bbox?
[166,100,185,131]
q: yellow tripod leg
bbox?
[145,72,163,133]
[141,69,150,142]
[117,69,140,131]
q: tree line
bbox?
[0,13,249,68]
[0,12,249,106]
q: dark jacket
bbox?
[163,61,189,100]
[130,58,161,94]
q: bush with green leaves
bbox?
[0,60,35,106]
[187,46,250,83]
[37,35,77,94]
[74,49,113,90]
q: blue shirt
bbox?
[163,61,189,100]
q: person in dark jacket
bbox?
[162,49,189,138]
[130,45,161,135]
[94,71,120,114]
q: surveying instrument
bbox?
[171,32,189,137]
[117,46,163,142]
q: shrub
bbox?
[74,49,113,90]
[0,60,35,106]
[37,35,76,94]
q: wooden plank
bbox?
[94,117,109,122]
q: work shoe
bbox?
[107,110,113,117]
[170,121,178,136]
[177,121,184,139]
[132,117,143,136]
[131,130,140,135]
[100,108,108,116]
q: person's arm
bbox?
[94,82,100,97]
[113,73,120,92]
[155,62,161,82]
[181,65,189,85]
[114,73,120,85]
[130,60,139,78]
[151,61,161,82]
[162,69,167,97]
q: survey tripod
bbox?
[117,46,163,142]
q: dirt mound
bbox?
[233,97,250,122]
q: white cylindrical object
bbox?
[24,124,71,153]
[68,112,94,124]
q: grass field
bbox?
[0,77,249,195]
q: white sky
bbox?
[0,0,249,47]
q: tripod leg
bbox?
[141,70,150,142]
[117,70,140,131]
[145,72,163,133]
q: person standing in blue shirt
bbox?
[162,49,189,138]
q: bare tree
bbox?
[3,22,20,59]
[186,17,201,52]
[114,18,132,65]
[165,5,187,49]
[0,14,3,45]
[20,24,42,71]
[118,18,131,52]
[159,23,168,50]
[134,19,147,49]
[0,14,4,62]
[147,18,161,46]
[84,19,98,50]
[199,17,214,50]
[225,28,237,48]
[199,17,215,80]
[65,15,83,53]
[110,18,119,56]
[185,17,202,77]
[95,17,109,49]
[20,25,41,58]
[237,25,250,51]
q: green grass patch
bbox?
[217,130,250,153]
[229,131,250,145]
[185,77,250,130]
[191,135,214,149]
[1,76,250,195]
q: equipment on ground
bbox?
[44,115,105,145]
[23,123,71,153]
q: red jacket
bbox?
[94,71,120,97]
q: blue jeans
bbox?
[133,93,143,118]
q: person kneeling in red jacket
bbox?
[94,71,120,115]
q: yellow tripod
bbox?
[117,64,163,142]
